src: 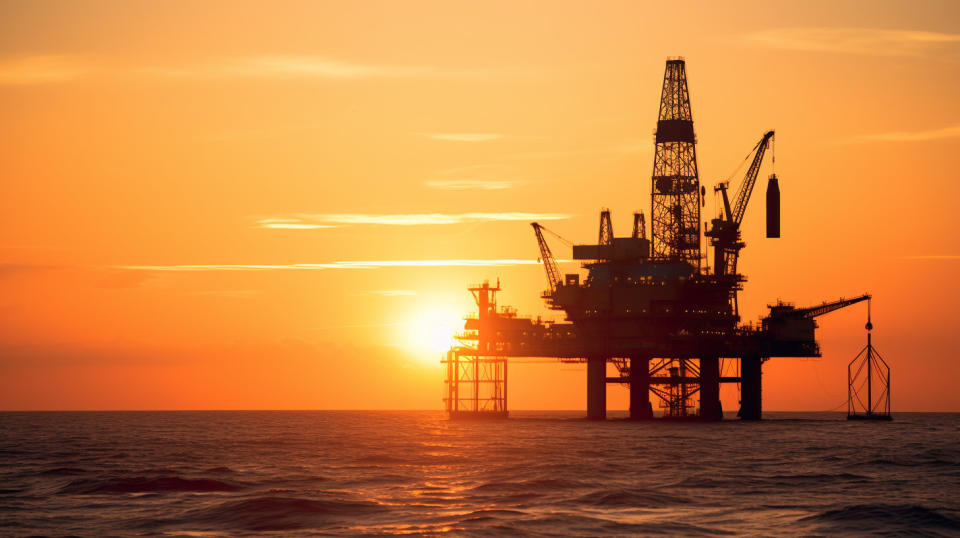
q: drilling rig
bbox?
[444,58,874,421]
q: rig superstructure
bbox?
[443,58,885,421]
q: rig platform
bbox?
[443,58,881,421]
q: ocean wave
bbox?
[799,504,960,531]
[58,476,242,494]
[511,513,735,536]
[470,477,589,493]
[187,496,384,531]
[354,454,407,464]
[201,466,235,474]
[856,456,959,468]
[572,488,691,507]
[673,475,734,488]
[39,467,87,476]
[768,472,869,484]
[453,508,527,524]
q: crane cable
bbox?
[537,223,574,247]
[771,132,776,174]
[722,132,775,189]
[723,138,759,185]
[711,137,758,220]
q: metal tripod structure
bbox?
[848,301,892,420]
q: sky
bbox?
[1,0,959,411]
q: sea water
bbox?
[1,411,958,535]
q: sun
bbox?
[407,306,463,355]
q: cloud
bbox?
[0,54,514,86]
[254,212,570,228]
[118,259,564,272]
[255,218,336,230]
[226,56,439,79]
[0,263,156,290]
[844,124,960,143]
[356,290,419,297]
[435,164,509,176]
[509,139,651,160]
[0,263,58,278]
[425,164,522,190]
[186,289,261,297]
[424,179,517,190]
[0,55,87,85]
[425,133,504,142]
[146,56,500,81]
[742,27,960,56]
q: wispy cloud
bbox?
[355,289,419,297]
[424,179,518,190]
[435,164,509,176]
[509,139,651,160]
[844,124,960,144]
[147,56,501,81]
[254,212,570,228]
[119,259,562,272]
[0,54,514,86]
[742,27,960,56]
[425,164,522,190]
[0,55,88,85]
[187,289,261,297]
[425,133,504,142]
[256,218,336,230]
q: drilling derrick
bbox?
[651,59,702,268]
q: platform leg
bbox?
[587,357,607,420]
[739,356,762,420]
[629,356,653,420]
[699,356,723,421]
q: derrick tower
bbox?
[651,59,702,268]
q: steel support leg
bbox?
[629,356,653,420]
[587,357,606,420]
[699,356,723,421]
[739,356,762,420]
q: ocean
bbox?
[1,411,958,536]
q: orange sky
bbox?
[2,1,959,411]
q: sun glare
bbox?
[407,307,463,356]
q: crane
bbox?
[763,294,872,358]
[705,130,775,278]
[531,222,562,293]
[777,294,871,319]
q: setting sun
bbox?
[409,307,463,355]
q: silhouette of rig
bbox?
[444,58,890,421]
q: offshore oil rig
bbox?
[443,58,890,421]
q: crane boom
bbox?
[730,130,775,226]
[786,294,871,318]
[532,222,562,292]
